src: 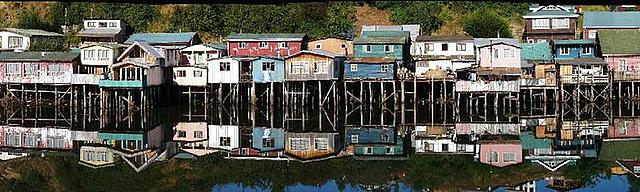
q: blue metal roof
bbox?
[125,32,197,45]
[552,39,595,45]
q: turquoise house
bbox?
[345,126,396,145]
[345,31,411,80]
[353,138,405,157]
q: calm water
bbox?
[1,94,639,191]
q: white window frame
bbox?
[363,45,372,53]
[340,43,347,49]
[194,131,203,139]
[278,42,288,48]
[503,152,516,163]
[5,63,21,76]
[380,65,389,73]
[289,138,310,151]
[503,48,515,58]
[239,42,247,49]
[527,39,535,43]
[582,47,592,55]
[351,135,358,143]
[441,43,448,51]
[193,70,203,77]
[532,19,550,29]
[219,62,231,71]
[552,18,570,29]
[456,43,466,51]
[259,42,268,48]
[364,147,373,155]
[619,59,628,71]
[8,36,23,49]
[314,138,328,150]
[559,47,570,55]
[588,30,597,39]
[176,70,186,77]
[290,61,307,74]
[384,45,394,53]
[427,43,434,51]
[312,62,328,74]
[315,44,321,49]
[385,147,394,154]
[488,152,499,163]
[350,64,358,72]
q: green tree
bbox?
[169,5,224,34]
[323,2,356,38]
[462,9,512,38]
[15,8,60,33]
[29,37,65,51]
[390,2,444,35]
[92,3,158,33]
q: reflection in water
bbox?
[1,99,640,191]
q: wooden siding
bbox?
[285,132,338,160]
[523,18,577,42]
[343,63,395,80]
[477,44,521,68]
[208,125,240,151]
[479,143,523,167]
[80,46,119,66]
[79,146,115,167]
[252,57,285,83]
[606,55,640,81]
[173,66,207,86]
[0,126,99,150]
[354,140,404,156]
[558,65,608,84]
[0,61,76,84]
[228,41,303,57]
[455,80,520,92]
[308,38,353,56]
[285,53,341,81]
[173,122,208,142]
[609,119,640,139]
[354,44,405,60]
[252,128,286,152]
[208,58,240,84]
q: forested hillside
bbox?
[0,2,530,45]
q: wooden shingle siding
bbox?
[343,63,395,80]
[285,132,338,160]
[252,57,285,83]
[285,53,342,81]
[354,44,404,59]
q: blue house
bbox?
[252,127,285,152]
[552,39,596,60]
[251,56,285,83]
[345,126,396,145]
[345,31,411,80]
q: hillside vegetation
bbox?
[0,2,528,45]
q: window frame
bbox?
[259,42,268,48]
[384,45,394,53]
[363,45,372,53]
[582,47,592,55]
[315,43,321,49]
[278,42,289,48]
[488,152,499,163]
[219,62,231,71]
[552,18,570,29]
[380,65,389,73]
[193,70,203,77]
[314,138,329,150]
[239,42,247,49]
[503,152,516,163]
[441,43,448,51]
[532,19,550,29]
[559,47,570,55]
[262,62,275,71]
[176,70,187,77]
[350,64,358,72]
[456,43,466,51]
[8,36,23,48]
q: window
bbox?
[381,134,389,142]
[290,62,306,74]
[0,36,2,48]
[351,135,358,143]
[488,152,499,163]
[177,131,186,138]
[441,43,448,51]
[87,50,95,60]
[634,166,640,173]
[340,43,347,49]
[503,153,516,162]
[559,47,570,55]
[5,63,20,75]
[278,42,288,48]
[380,65,389,73]
[503,49,515,58]
[47,63,64,76]
[98,22,107,28]
[87,22,96,27]
[532,19,550,29]
[219,62,231,71]
[23,64,39,77]
[456,43,466,51]
[176,70,186,77]
[8,36,23,48]
[442,143,449,152]
[364,147,373,154]
[262,62,275,71]
[386,147,394,154]
[427,43,434,51]
[552,18,569,29]
[263,138,274,148]
[239,42,247,49]
[194,70,203,77]
[314,138,328,150]
[493,49,499,58]
[456,144,466,152]
[363,45,372,52]
[537,39,547,43]
[588,30,597,39]
[350,64,357,72]
[194,131,203,139]
[312,62,327,74]
[618,59,628,71]
[259,42,268,48]
[384,45,394,52]
[5,133,20,146]
[109,22,117,27]
[219,137,231,146]
[46,137,64,149]
[97,49,109,60]
[290,138,310,150]
[24,134,37,147]
[582,47,592,55]
[527,39,535,43]
[315,44,321,49]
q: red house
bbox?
[226,33,307,58]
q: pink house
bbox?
[609,119,640,139]
[478,139,523,167]
[598,30,640,81]
[474,38,521,69]
[226,33,307,57]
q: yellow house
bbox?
[307,36,353,57]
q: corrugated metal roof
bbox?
[124,32,197,45]
[118,41,165,61]
[361,24,420,42]
[226,33,306,41]
[80,43,126,50]
[309,35,352,42]
[207,43,227,50]
[583,12,640,28]
[362,31,410,38]
[76,28,122,37]
[1,28,63,37]
[523,9,578,17]
[354,36,407,44]
[597,30,640,55]
[286,49,341,59]
[552,39,595,45]
[521,43,552,61]
[520,132,552,149]
[416,35,473,42]
[0,52,78,62]
[474,38,520,48]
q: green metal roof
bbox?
[599,141,640,161]
[1,28,64,37]
[361,31,410,38]
[0,52,79,62]
[226,33,306,40]
[583,11,640,28]
[207,43,227,50]
[519,132,552,150]
[353,36,407,44]
[552,39,595,45]
[125,32,197,44]
[597,30,640,55]
[521,43,552,61]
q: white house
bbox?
[413,36,476,77]
[80,43,126,76]
[173,65,207,86]
[79,145,116,169]
[208,57,246,84]
[0,28,64,52]
[77,19,128,44]
[180,44,227,66]
[413,126,475,154]
[208,125,240,151]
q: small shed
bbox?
[285,49,345,81]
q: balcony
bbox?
[612,71,640,81]
[72,74,103,85]
[455,80,520,92]
[560,74,608,84]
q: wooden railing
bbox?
[455,80,520,92]
[611,71,640,81]
[560,74,608,84]
[71,74,103,85]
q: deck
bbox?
[560,75,608,84]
